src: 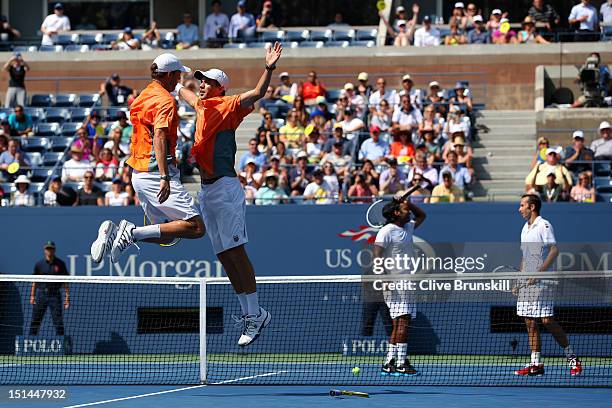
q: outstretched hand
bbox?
[266,42,282,68]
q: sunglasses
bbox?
[84,175,93,179]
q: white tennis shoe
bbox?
[238,307,271,347]
[110,220,137,264]
[90,220,117,263]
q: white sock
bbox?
[531,351,541,365]
[563,345,575,359]
[132,225,161,241]
[397,343,408,363]
[246,292,260,316]
[386,343,397,364]
[237,293,248,316]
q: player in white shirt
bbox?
[40,3,71,46]
[373,197,426,376]
[514,194,582,377]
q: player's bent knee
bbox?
[187,216,206,238]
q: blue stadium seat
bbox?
[594,177,612,192]
[223,43,246,49]
[78,94,101,107]
[42,152,66,167]
[27,152,43,167]
[261,30,284,42]
[332,29,355,42]
[246,42,270,48]
[282,41,300,49]
[54,94,78,107]
[12,46,37,53]
[235,27,257,43]
[36,123,61,137]
[309,29,332,42]
[596,192,612,202]
[0,182,14,195]
[298,41,324,48]
[326,89,343,103]
[24,108,45,122]
[22,137,50,153]
[594,162,611,176]
[44,108,71,123]
[29,182,46,194]
[602,25,612,41]
[60,123,82,136]
[69,108,90,122]
[90,44,110,51]
[63,182,82,192]
[355,28,378,41]
[64,44,90,52]
[79,34,97,45]
[30,94,53,107]
[350,40,375,47]
[105,107,128,121]
[0,108,10,120]
[51,136,75,152]
[326,40,350,48]
[266,102,290,119]
[285,30,309,43]
[30,167,57,182]
[55,34,73,46]
[39,45,63,52]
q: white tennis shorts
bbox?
[383,288,417,320]
[198,176,248,255]
[516,283,555,318]
[131,166,200,224]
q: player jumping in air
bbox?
[373,197,426,376]
[175,42,283,347]
[90,54,205,263]
[514,194,582,376]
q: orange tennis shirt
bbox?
[126,81,179,172]
[191,94,253,178]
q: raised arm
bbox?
[239,42,283,109]
[177,86,199,108]
[407,201,426,229]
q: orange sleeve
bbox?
[154,99,176,130]
[224,94,253,127]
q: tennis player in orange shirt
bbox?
[90,54,205,264]
[176,42,282,347]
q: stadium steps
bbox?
[471,110,536,202]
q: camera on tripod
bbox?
[578,56,604,107]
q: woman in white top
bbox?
[105,179,128,207]
[11,174,34,207]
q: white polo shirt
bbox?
[520,216,556,273]
[375,221,416,275]
[41,14,71,46]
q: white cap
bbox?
[358,72,368,81]
[296,150,308,159]
[492,9,502,15]
[402,74,412,81]
[396,6,405,13]
[450,124,465,134]
[245,158,257,165]
[546,146,562,155]
[473,15,483,22]
[572,130,584,139]
[14,175,30,185]
[194,68,230,90]
[278,71,289,78]
[152,53,190,73]
[396,19,407,26]
[429,80,440,88]
[343,82,354,90]
[454,2,465,8]
[600,121,611,131]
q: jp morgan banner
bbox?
[1,204,611,277]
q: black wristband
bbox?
[160,175,171,182]
[265,64,276,71]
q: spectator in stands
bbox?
[300,71,326,106]
[323,161,340,196]
[564,130,594,174]
[95,148,118,181]
[408,152,438,189]
[445,22,466,45]
[292,96,309,126]
[303,169,335,204]
[266,155,289,191]
[380,7,417,47]
[419,105,442,140]
[339,108,365,156]
[141,21,161,50]
[0,15,20,41]
[239,174,257,204]
[62,145,92,183]
[528,0,561,32]
[359,125,389,164]
[275,141,292,164]
[517,16,550,44]
[73,127,97,162]
[279,110,305,150]
[323,125,346,153]
[204,0,230,48]
[241,158,263,189]
[343,83,366,118]
[379,158,405,196]
[406,172,431,203]
[393,6,408,30]
[274,72,298,100]
[176,13,200,49]
[3,53,29,108]
[0,139,29,181]
[239,137,267,171]
[540,172,565,202]
[257,111,278,145]
[111,27,141,50]
[321,141,351,178]
[99,74,135,107]
[40,3,70,46]
[0,134,7,154]
[105,178,128,206]
[328,12,349,28]
[568,0,599,42]
[289,151,311,196]
[486,9,503,32]
[449,2,467,34]
[8,105,33,136]
[257,0,281,28]
[591,121,612,160]
[369,77,399,112]
[463,3,479,32]
[75,170,103,206]
[414,16,441,47]
[443,105,469,142]
[492,18,518,44]
[439,151,471,189]
[356,72,372,99]
[370,99,393,137]
[531,136,550,168]
[390,132,416,164]
[421,129,442,164]
[310,96,334,124]
[258,86,278,114]
[450,82,473,113]
[467,15,490,43]
[112,111,133,145]
[431,172,465,202]
[451,137,474,176]
[571,171,595,202]
[43,176,75,206]
[525,147,573,193]
[398,74,423,110]
[392,94,423,144]
[255,172,288,205]
[10,174,34,207]
[425,81,447,117]
[602,0,612,25]
[347,172,378,203]
[104,126,129,158]
[305,126,325,163]
[229,0,256,40]
[442,124,471,159]
[361,159,380,188]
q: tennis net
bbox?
[0,273,611,386]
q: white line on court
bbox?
[62,371,288,408]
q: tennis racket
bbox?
[143,214,181,247]
[492,265,528,294]
[365,184,420,228]
[329,390,369,398]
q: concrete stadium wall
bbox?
[1,42,611,110]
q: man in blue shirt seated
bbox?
[176,12,200,49]
[8,105,33,136]
[467,15,490,44]
[438,150,471,189]
[359,125,389,164]
[239,138,267,171]
[229,0,256,39]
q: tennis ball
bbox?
[352,366,361,375]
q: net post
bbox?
[199,278,207,384]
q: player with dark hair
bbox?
[175,43,282,347]
[373,196,426,376]
[514,194,582,376]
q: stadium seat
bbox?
[78,94,101,107]
[30,167,56,182]
[69,108,91,122]
[261,30,284,42]
[55,34,73,46]
[282,41,300,49]
[105,107,129,121]
[36,123,61,137]
[247,42,270,48]
[355,28,378,41]
[265,102,290,119]
[44,108,71,123]
[350,40,375,47]
[42,152,66,167]
[1,182,15,195]
[602,25,612,41]
[12,46,37,53]
[332,29,355,42]
[326,41,350,48]
[22,137,50,153]
[64,44,90,52]
[273,118,285,129]
[594,162,611,176]
[285,30,309,43]
[594,177,612,192]
[596,192,612,202]
[29,182,46,194]
[61,123,82,136]
[30,94,53,107]
[54,94,78,107]
[223,43,246,49]
[24,108,45,122]
[325,89,343,103]
[298,41,324,48]
[0,108,10,120]
[309,29,332,42]
[236,27,257,43]
[79,34,97,45]
[27,152,43,167]
[50,136,74,152]
[39,45,63,52]
[90,44,110,51]
[179,121,195,137]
